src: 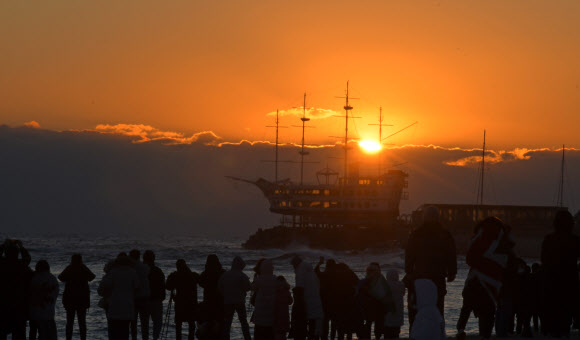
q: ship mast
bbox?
[299,93,310,185]
[335,81,358,180]
[557,144,565,207]
[368,107,392,175]
[265,109,287,183]
[479,129,486,206]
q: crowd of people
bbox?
[0,208,578,340]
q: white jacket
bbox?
[410,279,445,340]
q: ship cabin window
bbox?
[280,201,287,207]
[377,180,385,185]
[324,189,330,195]
[296,201,303,207]
[275,190,279,194]
[330,201,338,208]
[295,189,304,195]
[310,201,321,208]
[359,179,371,185]
[312,189,320,195]
[323,202,330,208]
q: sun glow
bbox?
[358,140,382,153]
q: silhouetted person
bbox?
[515,263,533,337]
[459,217,511,340]
[58,253,96,340]
[314,257,337,340]
[218,256,252,340]
[329,263,360,340]
[199,254,225,340]
[29,260,59,340]
[142,250,165,340]
[357,263,392,340]
[405,206,456,327]
[252,259,277,340]
[166,259,200,340]
[0,239,33,340]
[99,253,140,340]
[291,256,323,340]
[384,270,405,339]
[540,210,580,337]
[129,249,151,340]
[274,276,293,340]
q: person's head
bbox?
[143,250,155,265]
[277,275,287,283]
[366,262,381,279]
[176,259,189,272]
[35,260,50,273]
[326,259,336,271]
[260,259,274,276]
[254,258,266,275]
[423,206,440,225]
[71,253,83,266]
[386,269,400,282]
[205,254,222,272]
[129,249,140,261]
[3,239,19,260]
[290,255,302,270]
[554,210,574,234]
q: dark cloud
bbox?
[0,125,578,237]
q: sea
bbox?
[0,233,534,340]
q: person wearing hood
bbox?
[99,252,141,340]
[219,256,252,340]
[384,270,405,339]
[405,206,456,327]
[199,254,226,340]
[291,256,323,340]
[0,239,33,340]
[251,259,277,340]
[409,279,445,340]
[314,257,337,340]
[166,259,200,340]
[58,253,96,340]
[540,210,580,337]
[129,249,151,340]
[29,260,59,340]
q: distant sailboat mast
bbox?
[557,144,565,207]
[299,93,310,185]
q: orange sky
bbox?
[1,1,579,148]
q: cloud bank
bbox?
[0,124,578,237]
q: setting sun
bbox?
[358,140,382,153]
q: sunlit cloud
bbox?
[24,121,41,128]
[94,124,222,145]
[444,147,553,167]
[266,107,339,120]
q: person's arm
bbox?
[17,241,31,266]
[84,265,96,282]
[58,266,70,282]
[242,273,251,292]
[98,272,112,297]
